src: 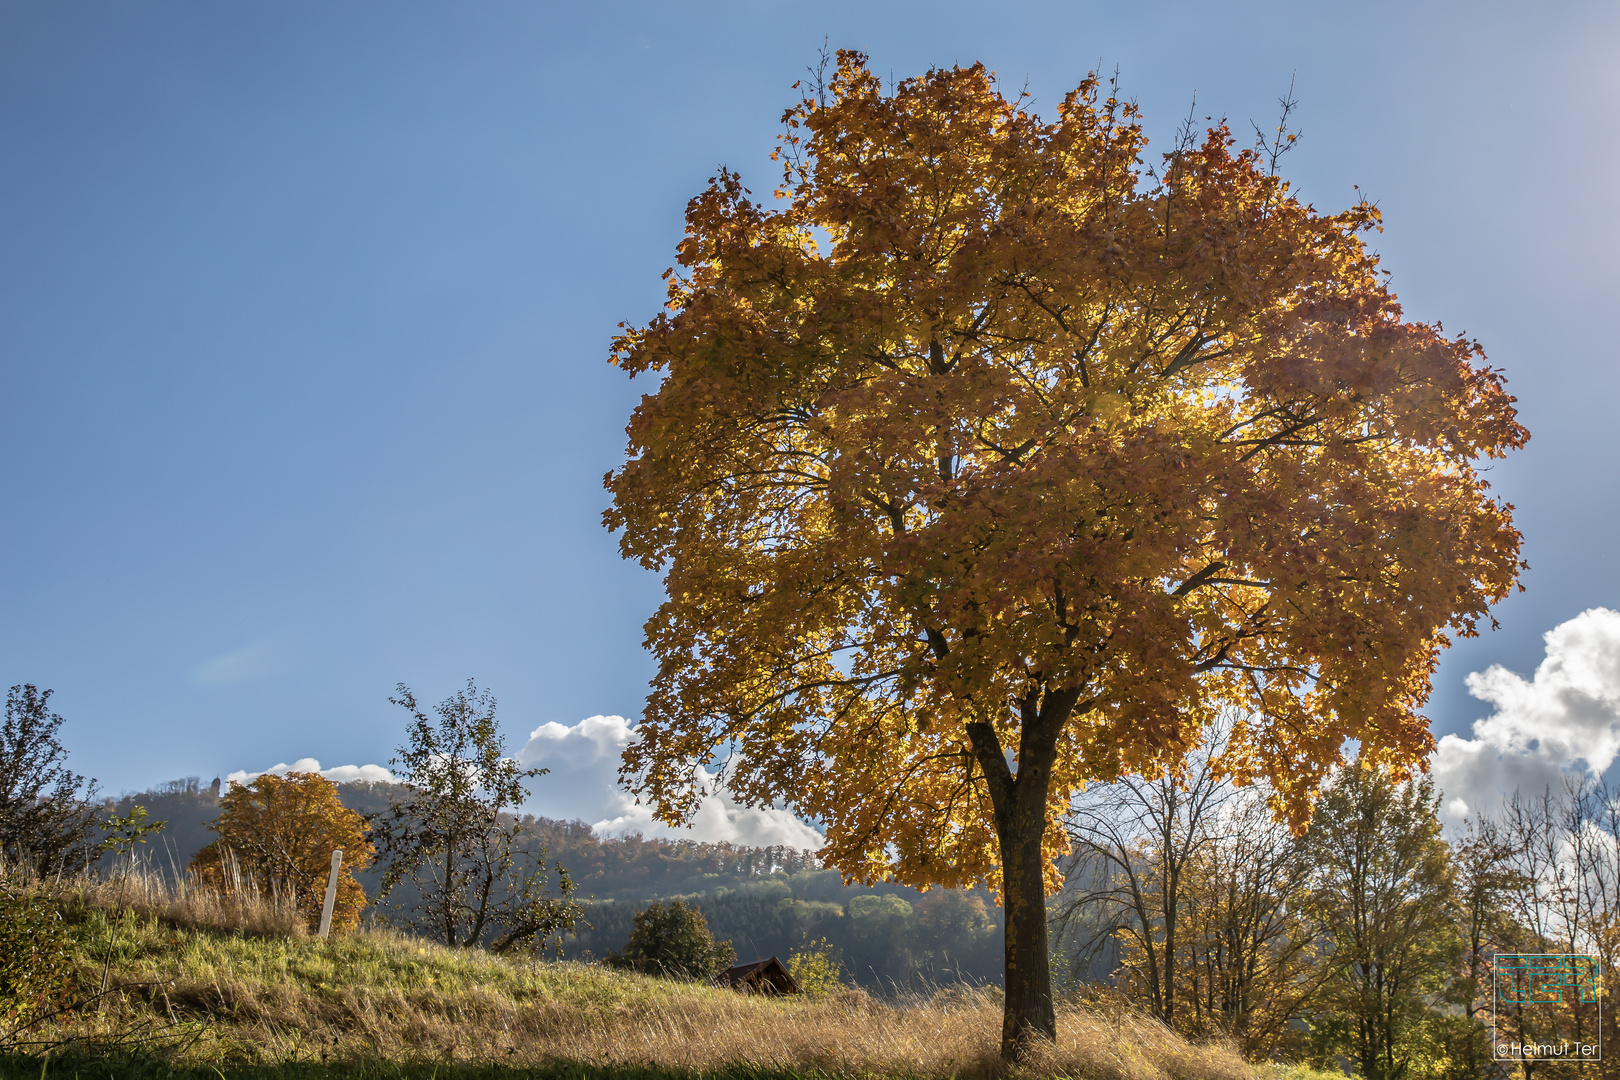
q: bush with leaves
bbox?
[98,804,167,866]
[787,934,845,997]
[605,899,736,980]
[0,889,78,1038]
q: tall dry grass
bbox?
[372,984,1256,1080]
[4,852,304,938]
[17,916,1254,1080]
[1,861,1256,1079]
[83,979,1255,1080]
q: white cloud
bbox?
[191,640,277,685]
[227,757,395,787]
[1433,608,1620,822]
[516,715,824,849]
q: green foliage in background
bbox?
[1302,763,1457,1080]
[92,776,1007,991]
[786,935,844,998]
[606,899,736,980]
[569,879,1002,990]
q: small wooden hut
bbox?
[712,956,799,995]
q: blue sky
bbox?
[2,2,1617,831]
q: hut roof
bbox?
[713,956,799,995]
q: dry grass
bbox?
[2,868,1259,1080]
[1264,1068,1345,1080]
[49,855,305,938]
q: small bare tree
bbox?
[1056,711,1323,1056]
[1177,787,1325,1057]
[1490,776,1620,1074]
[1056,717,1233,1028]
[372,680,582,953]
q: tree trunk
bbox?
[968,689,1077,1062]
[998,799,1057,1059]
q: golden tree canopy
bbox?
[606,52,1526,894]
[191,771,375,935]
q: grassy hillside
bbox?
[105,779,1007,989]
[0,875,1269,1080]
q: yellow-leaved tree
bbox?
[604,52,1526,1058]
[191,771,374,935]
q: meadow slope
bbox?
[0,879,1289,1080]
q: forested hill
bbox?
[106,779,822,898]
[523,816,820,900]
[106,778,1006,989]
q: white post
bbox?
[318,849,343,940]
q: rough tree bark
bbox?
[968,685,1080,1059]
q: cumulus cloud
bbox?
[226,757,395,787]
[1433,608,1620,822]
[516,715,824,849]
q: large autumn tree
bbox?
[605,52,1525,1058]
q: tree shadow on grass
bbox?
[0,1052,832,1080]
